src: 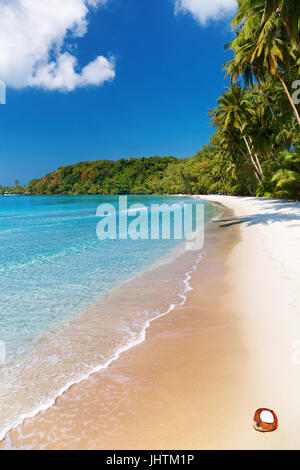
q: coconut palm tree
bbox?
[224,34,278,122]
[262,0,300,52]
[211,84,264,180]
[232,0,300,126]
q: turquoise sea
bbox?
[0,195,216,441]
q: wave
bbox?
[0,247,206,445]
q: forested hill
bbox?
[24,149,257,197]
[27,154,224,196]
[27,157,185,196]
[26,137,300,198]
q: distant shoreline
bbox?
[1,193,299,203]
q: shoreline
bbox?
[2,195,300,449]
[0,249,201,445]
[0,198,218,449]
[0,196,215,444]
[1,202,238,449]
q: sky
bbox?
[0,0,237,185]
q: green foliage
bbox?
[272,169,300,199]
[0,183,28,195]
[26,152,231,197]
[27,157,179,195]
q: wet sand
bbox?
[2,197,300,449]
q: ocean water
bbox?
[0,195,217,442]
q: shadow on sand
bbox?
[214,198,300,228]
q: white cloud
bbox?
[175,0,237,25]
[0,0,115,91]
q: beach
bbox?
[1,0,299,452]
[2,195,300,450]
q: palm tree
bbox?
[232,0,299,50]
[262,0,300,52]
[211,84,264,180]
[232,0,300,127]
[224,35,278,122]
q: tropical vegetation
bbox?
[0,180,28,195]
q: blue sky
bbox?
[0,0,236,185]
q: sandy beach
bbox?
[198,196,300,449]
[2,196,300,450]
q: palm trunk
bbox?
[252,69,289,150]
[239,128,262,181]
[240,149,261,183]
[276,68,300,127]
[282,20,300,53]
[248,136,264,178]
[254,152,264,177]
[252,168,261,183]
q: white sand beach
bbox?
[198,195,300,448]
[2,196,300,450]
